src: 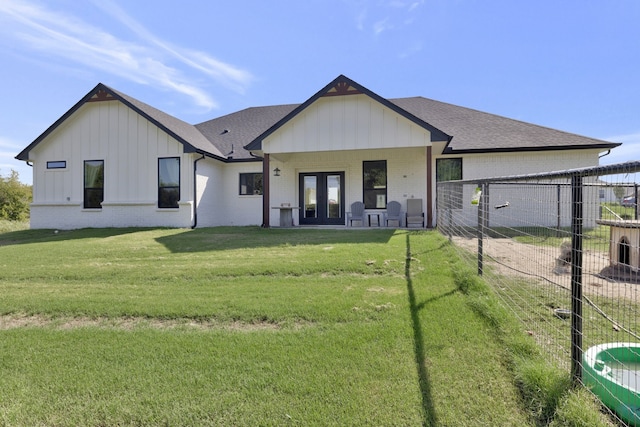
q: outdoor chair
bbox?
[347,201,365,226]
[384,201,403,227]
[406,198,425,228]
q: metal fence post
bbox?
[557,184,561,237]
[477,183,489,276]
[635,183,639,220]
[570,174,583,383]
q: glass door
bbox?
[303,175,317,221]
[299,172,344,225]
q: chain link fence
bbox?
[437,160,640,425]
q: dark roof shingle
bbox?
[390,97,619,153]
[17,79,619,163]
[106,85,227,158]
[195,104,298,160]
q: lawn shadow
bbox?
[405,233,459,426]
[0,227,144,247]
[156,226,396,253]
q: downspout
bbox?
[262,153,270,228]
[191,154,205,229]
[599,150,611,159]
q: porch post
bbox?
[426,146,433,228]
[262,153,270,228]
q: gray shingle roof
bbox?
[17,79,619,163]
[16,83,228,161]
[241,75,618,154]
[195,104,298,160]
[390,97,619,153]
[106,85,226,159]
[244,74,452,151]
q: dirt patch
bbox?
[0,314,297,331]
[451,236,639,302]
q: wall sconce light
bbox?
[273,167,281,177]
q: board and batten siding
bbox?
[267,148,427,226]
[29,101,193,229]
[263,94,431,155]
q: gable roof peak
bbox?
[16,82,227,161]
[320,74,363,98]
[244,75,451,151]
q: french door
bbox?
[299,172,345,225]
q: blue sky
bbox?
[1,0,639,185]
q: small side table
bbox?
[367,212,382,227]
[271,206,301,227]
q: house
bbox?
[15,75,620,230]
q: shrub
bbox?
[0,169,32,221]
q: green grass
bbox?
[0,226,604,426]
[601,202,637,220]
[0,219,28,234]
[450,265,614,426]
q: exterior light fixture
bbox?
[273,167,281,176]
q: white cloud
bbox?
[350,0,423,35]
[373,18,390,34]
[0,137,21,150]
[91,0,253,94]
[408,1,423,12]
[398,41,423,58]
[0,0,253,111]
[355,9,367,31]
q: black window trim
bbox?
[436,157,463,182]
[239,172,263,196]
[47,160,67,169]
[436,157,463,210]
[158,157,180,209]
[362,160,388,209]
[83,159,104,209]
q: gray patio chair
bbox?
[347,201,365,226]
[406,198,425,228]
[384,201,403,227]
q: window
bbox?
[158,157,180,208]
[84,160,104,209]
[436,158,463,209]
[363,160,387,209]
[47,161,66,169]
[239,173,263,195]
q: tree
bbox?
[613,185,626,203]
[0,169,32,221]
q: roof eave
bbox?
[16,83,225,162]
[15,83,106,161]
[105,87,223,158]
[440,142,622,155]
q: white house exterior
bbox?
[16,75,620,230]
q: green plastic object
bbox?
[583,343,640,426]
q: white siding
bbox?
[434,149,603,228]
[195,160,263,227]
[460,150,599,180]
[29,101,194,229]
[267,148,427,227]
[264,95,431,154]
